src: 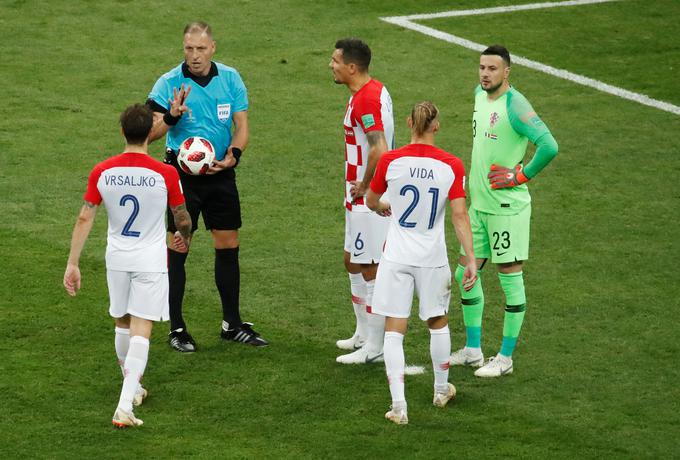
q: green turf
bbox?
[424,0,680,105]
[1,0,679,458]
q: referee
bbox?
[147,21,268,351]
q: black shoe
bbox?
[220,322,269,347]
[168,328,197,352]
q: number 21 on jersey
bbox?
[398,185,440,230]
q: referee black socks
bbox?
[215,247,242,327]
[168,249,189,331]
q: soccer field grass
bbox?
[2,0,679,458]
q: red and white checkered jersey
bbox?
[344,79,395,212]
[370,144,466,267]
[84,152,185,273]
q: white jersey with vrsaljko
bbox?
[84,152,185,273]
[344,79,395,212]
[370,144,466,267]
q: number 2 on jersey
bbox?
[398,185,440,230]
[120,194,141,237]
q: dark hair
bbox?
[334,38,371,71]
[120,104,153,144]
[184,21,212,38]
[411,101,439,136]
[482,44,511,66]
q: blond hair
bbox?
[410,101,439,136]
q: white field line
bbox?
[380,0,680,116]
[382,0,617,21]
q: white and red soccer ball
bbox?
[178,136,215,175]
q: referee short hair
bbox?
[184,21,212,38]
[482,44,511,66]
[335,38,371,72]
[120,103,153,144]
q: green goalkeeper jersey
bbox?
[470,85,557,215]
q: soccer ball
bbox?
[178,136,215,175]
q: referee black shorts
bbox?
[165,149,242,233]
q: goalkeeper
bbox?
[450,45,558,377]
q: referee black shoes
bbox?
[168,328,197,353]
[221,322,269,347]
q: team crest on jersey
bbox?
[489,112,499,127]
[217,103,231,121]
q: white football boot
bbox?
[385,406,408,425]
[449,347,484,367]
[335,333,366,351]
[433,383,457,408]
[336,346,383,364]
[474,353,513,378]
[133,385,148,407]
[112,408,144,428]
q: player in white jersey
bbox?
[330,38,394,364]
[63,104,191,428]
[367,102,477,425]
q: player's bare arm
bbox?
[148,84,192,142]
[63,201,99,296]
[208,110,249,173]
[350,130,388,199]
[170,203,192,252]
[450,197,477,291]
[366,189,392,217]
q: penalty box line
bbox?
[380,0,680,117]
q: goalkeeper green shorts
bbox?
[460,206,531,264]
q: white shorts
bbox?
[344,210,388,264]
[107,270,169,321]
[371,259,452,321]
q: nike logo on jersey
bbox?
[495,252,508,257]
[353,251,365,257]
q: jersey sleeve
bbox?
[369,155,389,194]
[448,158,467,200]
[507,91,559,179]
[147,74,172,111]
[353,95,384,133]
[83,165,103,205]
[163,166,185,207]
[230,71,249,113]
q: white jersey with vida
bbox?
[370,144,467,267]
[84,152,185,273]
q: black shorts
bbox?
[165,149,241,232]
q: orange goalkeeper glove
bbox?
[488,164,529,189]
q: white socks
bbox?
[384,331,406,407]
[118,336,149,412]
[430,326,451,394]
[114,327,130,376]
[384,326,451,410]
[364,279,385,354]
[349,272,368,339]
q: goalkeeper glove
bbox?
[488,164,529,189]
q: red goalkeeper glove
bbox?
[488,164,529,189]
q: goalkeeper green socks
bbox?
[455,264,484,349]
[498,272,526,357]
